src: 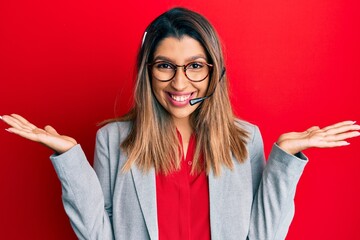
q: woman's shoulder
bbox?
[96,120,132,142]
[234,118,260,140]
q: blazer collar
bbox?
[131,165,158,240]
[208,167,222,239]
[131,165,222,240]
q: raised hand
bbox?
[277,121,360,155]
[1,114,77,154]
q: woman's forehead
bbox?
[153,36,207,62]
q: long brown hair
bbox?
[117,7,248,176]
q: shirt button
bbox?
[188,161,192,166]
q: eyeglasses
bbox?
[148,61,213,82]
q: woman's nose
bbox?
[170,68,188,90]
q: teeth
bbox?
[171,94,191,102]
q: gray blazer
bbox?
[50,120,307,240]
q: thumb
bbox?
[44,125,60,136]
[45,125,77,146]
[306,126,320,133]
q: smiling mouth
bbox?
[168,93,193,102]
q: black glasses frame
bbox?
[147,61,213,82]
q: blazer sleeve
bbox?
[50,136,114,239]
[247,126,308,240]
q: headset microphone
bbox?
[189,68,226,106]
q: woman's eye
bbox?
[156,62,173,69]
[188,62,204,69]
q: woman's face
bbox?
[151,36,210,123]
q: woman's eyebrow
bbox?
[187,55,207,61]
[153,54,207,63]
[153,56,173,62]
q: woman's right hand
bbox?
[1,114,77,154]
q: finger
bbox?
[3,114,36,131]
[325,124,360,135]
[10,114,37,130]
[277,132,303,143]
[6,127,41,142]
[324,131,360,142]
[2,115,32,131]
[42,126,77,145]
[278,126,320,142]
[306,126,320,132]
[322,121,356,131]
[62,135,78,145]
[319,140,350,148]
[44,125,60,136]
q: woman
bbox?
[1,7,359,240]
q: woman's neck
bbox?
[173,117,192,136]
[173,117,193,158]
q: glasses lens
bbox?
[185,62,210,82]
[151,62,175,81]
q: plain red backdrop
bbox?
[1,0,359,239]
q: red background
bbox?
[1,0,359,239]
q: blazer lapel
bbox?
[208,168,222,240]
[131,165,158,240]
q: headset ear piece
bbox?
[220,68,226,80]
[142,32,148,47]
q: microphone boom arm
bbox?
[189,68,226,106]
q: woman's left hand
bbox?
[277,121,360,155]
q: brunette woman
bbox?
[1,7,359,240]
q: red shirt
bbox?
[156,133,211,240]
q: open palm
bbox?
[277,121,360,155]
[1,114,77,154]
